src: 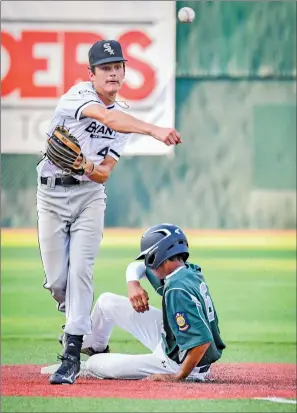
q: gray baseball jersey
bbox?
[38,81,129,186]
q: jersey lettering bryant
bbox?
[37,81,130,187]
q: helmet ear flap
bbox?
[145,251,156,268]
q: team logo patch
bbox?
[175,312,190,332]
[103,43,115,55]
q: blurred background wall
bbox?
[1,1,296,229]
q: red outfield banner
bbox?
[2,30,156,101]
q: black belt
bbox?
[40,176,80,186]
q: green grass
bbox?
[1,241,296,412]
[2,397,297,413]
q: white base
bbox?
[40,361,97,378]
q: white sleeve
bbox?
[108,131,130,161]
[57,86,102,121]
[126,262,146,283]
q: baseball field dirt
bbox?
[2,363,296,400]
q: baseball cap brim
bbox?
[91,57,128,66]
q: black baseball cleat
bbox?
[58,332,110,357]
[49,354,80,385]
[81,345,110,357]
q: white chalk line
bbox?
[254,397,296,405]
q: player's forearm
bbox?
[104,110,153,135]
[84,105,153,136]
[175,342,211,380]
[84,161,110,183]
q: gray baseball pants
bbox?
[36,178,106,335]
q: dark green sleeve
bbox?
[145,268,164,296]
[165,289,213,351]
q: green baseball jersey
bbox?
[145,263,226,365]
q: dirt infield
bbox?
[2,363,296,400]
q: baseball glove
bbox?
[46,126,87,176]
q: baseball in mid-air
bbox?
[177,7,196,23]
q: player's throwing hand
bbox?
[150,126,182,146]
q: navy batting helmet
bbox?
[135,223,189,269]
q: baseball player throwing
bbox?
[37,40,181,385]
[56,224,225,381]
